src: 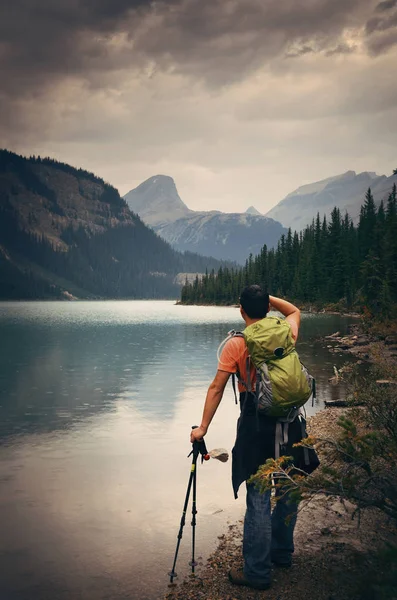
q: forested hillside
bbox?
[0,150,228,299]
[181,186,397,316]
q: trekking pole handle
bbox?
[191,426,210,461]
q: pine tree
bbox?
[180,187,396,318]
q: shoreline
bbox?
[165,407,396,600]
[323,323,397,364]
[176,300,362,318]
[165,325,397,600]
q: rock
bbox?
[325,332,341,339]
[385,336,397,346]
[354,336,371,346]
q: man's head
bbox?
[239,285,269,321]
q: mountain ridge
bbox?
[124,175,286,263]
[266,170,397,231]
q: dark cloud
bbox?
[365,2,397,54]
[367,28,397,52]
[376,0,397,11]
[136,0,373,83]
[1,0,396,157]
[0,0,378,101]
[0,0,156,94]
[366,11,397,32]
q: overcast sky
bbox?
[1,0,396,213]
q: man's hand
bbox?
[190,425,207,443]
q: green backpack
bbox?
[226,316,314,418]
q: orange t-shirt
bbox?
[217,320,296,393]
[218,336,256,393]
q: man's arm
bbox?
[269,295,301,341]
[190,370,231,442]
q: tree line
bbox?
[0,198,232,300]
[181,185,397,317]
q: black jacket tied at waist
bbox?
[231,392,306,499]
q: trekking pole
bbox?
[168,426,210,584]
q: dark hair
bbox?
[239,285,269,319]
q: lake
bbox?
[0,301,356,599]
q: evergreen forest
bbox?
[181,186,397,317]
[0,150,231,299]
[0,201,230,299]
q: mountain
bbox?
[245,206,262,215]
[153,212,285,263]
[124,175,192,225]
[124,176,286,263]
[0,151,228,300]
[266,170,397,232]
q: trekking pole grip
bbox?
[191,426,210,461]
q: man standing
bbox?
[190,284,303,591]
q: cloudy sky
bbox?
[1,0,396,213]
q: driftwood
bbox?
[325,399,349,407]
[325,399,364,407]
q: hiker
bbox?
[190,285,309,591]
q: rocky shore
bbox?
[164,407,395,600]
[164,323,397,600]
[323,324,397,362]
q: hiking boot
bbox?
[228,568,270,590]
[271,554,292,568]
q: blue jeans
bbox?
[243,483,298,585]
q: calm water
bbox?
[0,301,356,600]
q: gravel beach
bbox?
[165,408,396,600]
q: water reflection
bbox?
[0,305,354,440]
[0,301,358,599]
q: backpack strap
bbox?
[218,331,248,406]
[299,415,310,467]
[232,366,250,406]
[246,356,251,393]
[275,408,303,460]
[275,421,291,459]
[231,373,238,405]
[301,360,316,408]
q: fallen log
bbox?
[325,399,349,407]
[325,399,364,407]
